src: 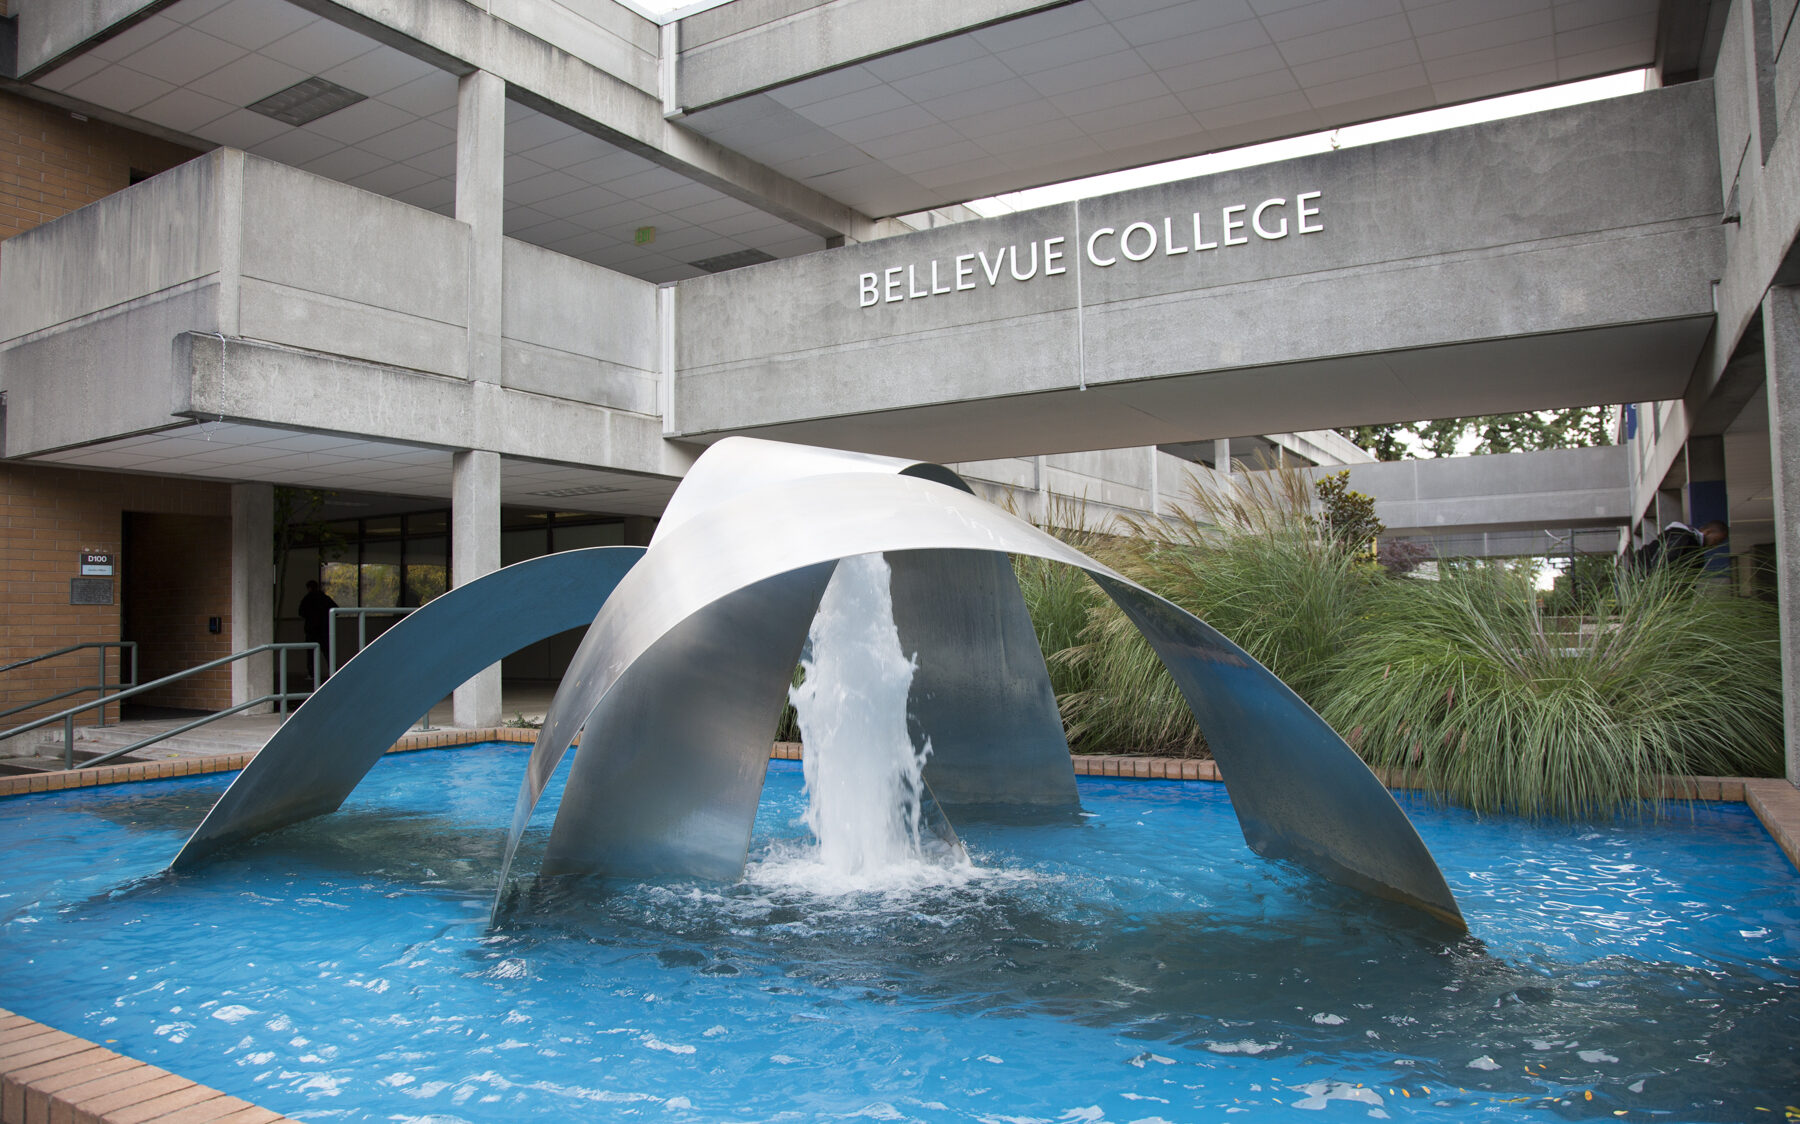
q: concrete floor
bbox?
[4,682,564,768]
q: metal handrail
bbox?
[0,642,138,727]
[327,606,416,675]
[0,642,317,770]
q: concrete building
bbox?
[0,0,1792,779]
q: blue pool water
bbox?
[0,743,1796,1123]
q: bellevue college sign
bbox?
[858,190,1323,308]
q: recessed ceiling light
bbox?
[528,484,628,498]
[689,249,776,273]
[249,77,367,127]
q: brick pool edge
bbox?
[0,1007,298,1124]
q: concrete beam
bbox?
[1324,447,1632,537]
[672,85,1724,462]
[182,334,686,480]
[301,0,883,242]
[0,151,677,476]
[10,0,158,78]
[1705,0,1800,394]
[670,0,1066,112]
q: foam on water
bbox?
[773,552,971,895]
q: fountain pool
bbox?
[1,743,1796,1122]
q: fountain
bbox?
[173,437,1462,929]
[10,439,1800,1116]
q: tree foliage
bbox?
[1314,470,1384,557]
[1340,406,1614,461]
[273,487,345,619]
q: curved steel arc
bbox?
[506,473,1462,929]
[170,546,644,871]
[497,441,1074,901]
[651,437,1072,806]
[650,436,973,546]
[539,563,838,881]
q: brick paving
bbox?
[0,1010,296,1124]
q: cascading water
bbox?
[774,552,969,891]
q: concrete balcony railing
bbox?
[0,149,664,470]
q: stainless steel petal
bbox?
[170,546,643,871]
[890,549,1076,806]
[497,438,1069,893]
[650,436,972,546]
[658,438,1073,805]
[1088,574,1463,928]
[538,563,837,880]
[504,471,1462,929]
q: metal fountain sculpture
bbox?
[172,438,1464,930]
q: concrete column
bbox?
[1655,485,1684,530]
[453,70,505,727]
[453,450,502,726]
[1213,438,1232,476]
[1148,446,1161,517]
[1685,435,1729,526]
[1761,285,1800,784]
[1034,454,1048,524]
[457,69,505,386]
[1684,433,1731,575]
[623,516,658,546]
[229,484,274,709]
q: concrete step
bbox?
[4,715,284,768]
[0,747,146,775]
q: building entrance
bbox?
[119,512,232,718]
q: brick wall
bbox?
[0,72,220,738]
[0,89,202,240]
[0,465,231,734]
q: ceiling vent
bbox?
[248,78,367,127]
[528,484,628,498]
[689,249,776,273]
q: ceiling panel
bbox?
[681,0,1659,217]
[37,0,822,284]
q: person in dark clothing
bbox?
[1636,519,1728,572]
[297,579,338,681]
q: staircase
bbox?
[0,710,288,774]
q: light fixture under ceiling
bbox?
[248,77,367,127]
[689,249,776,273]
[529,484,628,498]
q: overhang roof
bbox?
[674,0,1665,217]
[12,0,1707,276]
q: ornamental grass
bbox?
[1026,465,1382,757]
[1320,561,1784,817]
[1017,462,1784,816]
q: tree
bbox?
[1314,471,1384,557]
[272,487,345,623]
[1339,406,1614,461]
[1336,424,1410,461]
